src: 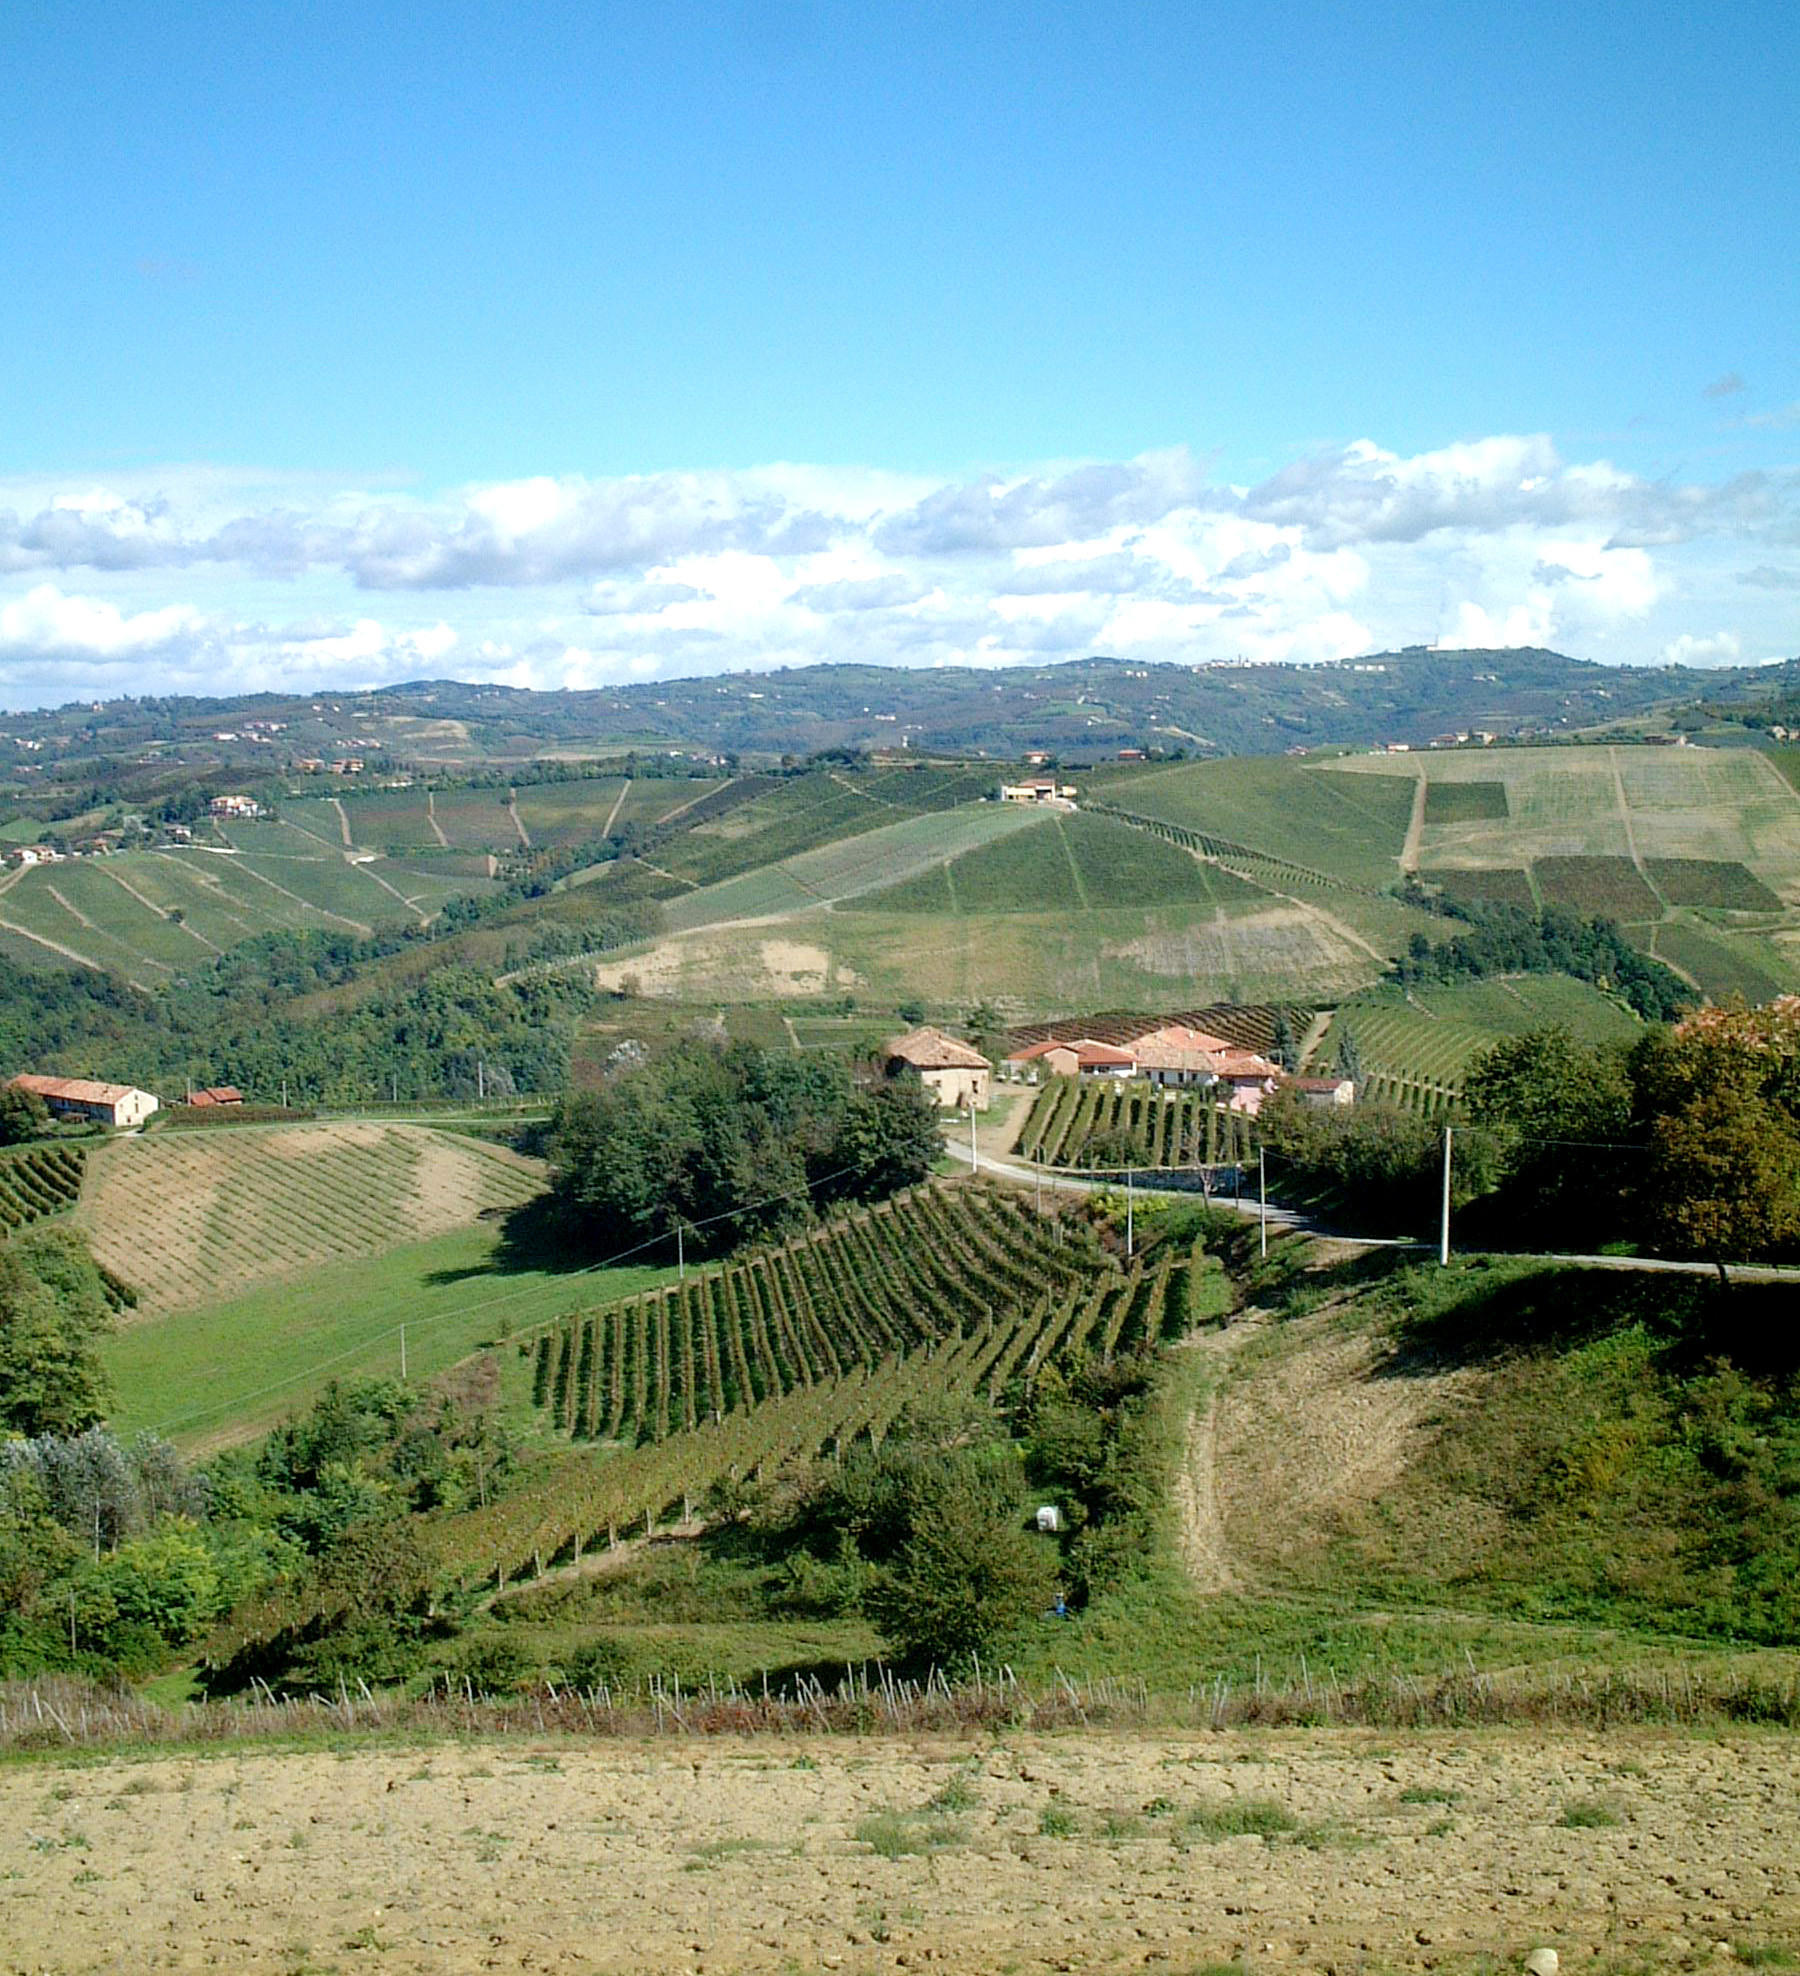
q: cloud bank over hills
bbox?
[0,432,1792,705]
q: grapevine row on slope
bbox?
[1016,1077,1257,1169]
[522,1183,1104,1446]
[0,1144,86,1231]
[436,1208,1220,1587]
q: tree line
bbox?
[1389,901,1693,1022]
[546,1040,944,1259]
[1263,996,1800,1277]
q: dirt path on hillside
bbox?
[4,1729,1794,1974]
[1172,1312,1265,1592]
[1401,765,1427,873]
[1610,745,1669,915]
[425,788,450,846]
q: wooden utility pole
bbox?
[1259,1145,1268,1258]
[1440,1125,1453,1267]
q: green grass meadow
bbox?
[103,1220,676,1451]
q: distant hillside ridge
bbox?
[0,646,1759,771]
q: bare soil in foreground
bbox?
[3,1729,1796,1974]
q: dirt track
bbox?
[3,1729,1795,1973]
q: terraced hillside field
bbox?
[73,1122,543,1311]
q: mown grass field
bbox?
[101,1219,676,1451]
[73,1121,544,1311]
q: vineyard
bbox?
[73,1122,544,1311]
[1422,780,1509,823]
[1081,801,1379,899]
[1643,858,1785,912]
[0,1144,85,1232]
[434,1183,1224,1586]
[1532,856,1663,920]
[862,811,1231,915]
[1016,1077,1259,1169]
[1427,866,1537,911]
[1317,977,1642,1096]
[1079,757,1416,892]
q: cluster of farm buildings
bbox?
[5,1074,243,1128]
[884,1021,1353,1116]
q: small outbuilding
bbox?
[1287,1074,1357,1109]
[884,1026,992,1110]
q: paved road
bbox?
[959,1143,1800,1283]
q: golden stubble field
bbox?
[3,1729,1796,1975]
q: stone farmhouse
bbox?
[883,1027,992,1110]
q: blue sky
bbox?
[1,0,1796,704]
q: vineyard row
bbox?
[435,1187,1221,1587]
[0,1144,86,1232]
[1017,1077,1258,1170]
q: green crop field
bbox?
[1080,757,1417,891]
[864,811,1226,914]
[432,1182,1223,1587]
[1423,780,1508,823]
[74,1121,544,1311]
[1643,858,1785,912]
[0,815,501,979]
[101,1219,675,1451]
[515,778,699,845]
[662,801,1053,932]
[1648,921,1791,1004]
